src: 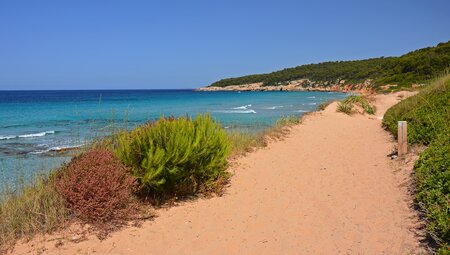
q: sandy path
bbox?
[12,92,423,255]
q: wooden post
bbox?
[398,121,408,156]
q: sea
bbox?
[0,89,348,188]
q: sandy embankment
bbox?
[11,92,425,255]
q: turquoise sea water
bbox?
[0,90,347,187]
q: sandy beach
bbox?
[10,91,425,255]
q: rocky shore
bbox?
[196,79,376,94]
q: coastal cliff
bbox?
[196,78,376,94]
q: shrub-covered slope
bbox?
[384,75,450,253]
[210,41,450,89]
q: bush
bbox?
[115,114,230,197]
[55,149,136,225]
[0,176,68,251]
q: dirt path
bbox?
[12,92,424,255]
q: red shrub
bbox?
[55,149,136,225]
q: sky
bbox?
[0,0,449,90]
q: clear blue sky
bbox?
[1,0,449,90]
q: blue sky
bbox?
[0,0,449,90]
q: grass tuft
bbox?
[337,95,376,115]
[0,175,68,251]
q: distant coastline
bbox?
[196,79,375,94]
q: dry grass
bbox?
[0,175,68,252]
[228,115,300,158]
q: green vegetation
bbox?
[210,41,450,90]
[115,114,230,197]
[383,75,450,253]
[337,95,376,115]
[384,75,450,145]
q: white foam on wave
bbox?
[296,110,309,113]
[0,135,16,140]
[307,103,317,105]
[232,104,252,110]
[1,131,56,140]
[264,105,283,110]
[18,131,55,138]
[215,109,257,114]
[307,96,316,99]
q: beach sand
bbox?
[11,91,425,255]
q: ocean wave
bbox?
[307,96,316,99]
[296,110,309,113]
[215,110,257,114]
[0,135,16,140]
[0,131,56,140]
[307,103,317,105]
[264,106,283,110]
[18,131,55,138]
[30,144,83,154]
[232,104,252,110]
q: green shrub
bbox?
[115,114,230,196]
[383,75,450,252]
[383,75,450,145]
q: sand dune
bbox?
[12,92,424,255]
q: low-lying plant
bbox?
[337,95,376,115]
[336,101,353,114]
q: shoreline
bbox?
[9,91,425,254]
[195,79,376,94]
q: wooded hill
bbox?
[209,41,450,90]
